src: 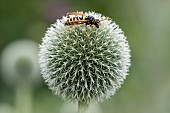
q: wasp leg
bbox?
[83,24,90,39]
[63,27,70,33]
[100,25,104,29]
[62,26,71,35]
[98,23,104,29]
[91,25,94,30]
[63,24,75,33]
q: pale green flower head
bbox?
[39,11,131,105]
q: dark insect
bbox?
[64,12,111,28]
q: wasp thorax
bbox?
[85,15,95,21]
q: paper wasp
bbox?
[64,12,112,28]
[64,12,111,38]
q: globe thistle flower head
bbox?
[39,11,131,105]
[1,40,40,86]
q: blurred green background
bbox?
[0,0,170,113]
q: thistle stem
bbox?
[16,80,33,113]
[78,101,90,113]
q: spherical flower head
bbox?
[39,11,131,104]
[1,39,40,86]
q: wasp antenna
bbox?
[100,18,112,21]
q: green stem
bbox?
[16,81,33,113]
[78,101,90,113]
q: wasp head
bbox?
[94,19,100,28]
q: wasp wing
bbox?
[70,20,88,23]
[67,12,86,16]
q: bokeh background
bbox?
[0,0,170,113]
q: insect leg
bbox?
[64,24,74,33]
[83,24,90,39]
[91,25,94,30]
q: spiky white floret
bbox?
[39,11,131,104]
